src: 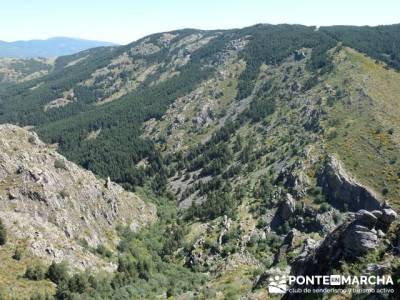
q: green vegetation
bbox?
[0,218,6,245]
[25,263,46,281]
[46,262,69,284]
[12,248,22,261]
[0,30,233,193]
[187,189,238,220]
[325,47,400,207]
[8,58,51,76]
[2,24,400,299]
[95,244,113,259]
[54,159,67,170]
[0,219,7,246]
[0,240,55,299]
[236,24,334,100]
[24,190,205,299]
[245,80,276,122]
[1,24,398,196]
[321,24,400,69]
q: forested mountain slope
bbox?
[1,24,400,299]
[0,57,53,85]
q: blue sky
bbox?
[1,0,399,44]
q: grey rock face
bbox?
[355,209,378,228]
[0,124,157,270]
[294,50,306,61]
[371,210,383,218]
[279,193,296,219]
[318,155,381,211]
[303,107,322,132]
[275,163,310,198]
[381,208,398,224]
[343,224,378,258]
[292,207,397,276]
[315,209,339,233]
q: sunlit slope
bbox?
[324,47,400,207]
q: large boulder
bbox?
[279,194,296,219]
[318,155,381,211]
[291,207,397,277]
[275,162,311,197]
[355,209,378,228]
[343,224,378,258]
[381,207,398,224]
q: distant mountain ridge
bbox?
[0,37,117,58]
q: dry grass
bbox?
[0,238,55,299]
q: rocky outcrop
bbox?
[279,194,296,220]
[291,207,397,277]
[342,224,378,258]
[315,209,339,234]
[273,229,299,265]
[192,102,215,129]
[271,193,296,230]
[318,155,381,211]
[0,124,156,270]
[302,107,322,132]
[275,162,311,198]
[294,50,306,61]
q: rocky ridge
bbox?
[0,124,156,270]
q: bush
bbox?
[0,219,6,245]
[28,135,36,144]
[116,255,138,281]
[319,202,331,213]
[59,189,69,199]
[12,248,22,260]
[29,292,53,300]
[25,263,46,280]
[187,191,237,221]
[67,273,90,294]
[382,187,389,195]
[46,261,69,284]
[326,127,337,140]
[95,244,112,258]
[54,159,67,170]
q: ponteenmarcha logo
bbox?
[268,275,288,294]
[267,274,393,295]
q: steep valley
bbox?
[1,24,400,299]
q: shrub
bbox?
[333,212,343,224]
[29,292,53,300]
[95,244,112,258]
[67,273,90,294]
[46,261,69,284]
[28,135,36,144]
[117,255,138,281]
[25,263,46,280]
[59,189,69,199]
[319,202,331,213]
[326,127,337,140]
[12,248,22,260]
[0,219,6,245]
[382,187,389,195]
[54,159,67,170]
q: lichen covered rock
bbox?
[0,124,156,270]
